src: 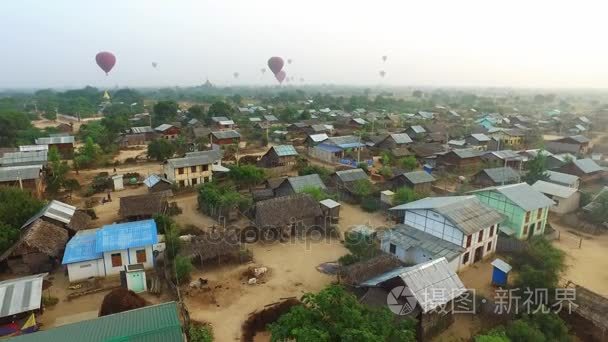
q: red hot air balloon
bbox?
[267,57,284,75]
[275,70,286,84]
[95,52,116,75]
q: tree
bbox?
[514,238,565,291]
[398,156,417,171]
[188,105,206,121]
[381,152,391,166]
[412,90,423,98]
[189,325,213,342]
[475,329,510,342]
[0,111,34,147]
[227,164,265,190]
[300,186,334,201]
[269,285,416,342]
[153,100,179,125]
[208,101,233,117]
[0,188,44,253]
[351,179,374,198]
[74,137,102,169]
[147,139,176,161]
[393,187,419,206]
[47,146,70,193]
[298,165,332,182]
[338,231,379,265]
[174,256,193,283]
[589,191,608,224]
[522,151,549,185]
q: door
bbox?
[474,246,484,263]
[528,223,536,239]
[129,272,145,293]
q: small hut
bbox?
[119,192,169,221]
[178,230,242,266]
[253,194,322,238]
[490,258,512,287]
[319,198,340,224]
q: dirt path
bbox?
[337,202,391,237]
[185,240,348,341]
[171,192,219,229]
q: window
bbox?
[462,252,470,265]
[389,243,396,255]
[136,249,147,263]
[487,242,492,251]
[478,230,483,242]
[537,208,543,220]
[111,253,122,267]
[537,223,542,231]
[525,211,531,223]
[466,235,472,248]
[79,263,92,268]
[489,226,495,237]
[202,164,209,172]
[523,225,529,236]
[178,167,184,175]
[191,178,198,185]
[179,180,185,187]
[191,166,197,173]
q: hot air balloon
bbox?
[287,58,293,64]
[233,72,239,79]
[152,62,158,68]
[379,70,386,78]
[95,52,116,75]
[267,57,284,75]
[261,68,266,74]
[382,55,388,62]
[275,70,286,84]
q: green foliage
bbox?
[42,295,59,307]
[588,191,608,224]
[208,101,234,117]
[153,100,179,125]
[153,214,175,234]
[74,137,103,170]
[197,182,251,216]
[0,223,20,255]
[0,188,44,253]
[227,164,265,189]
[189,324,213,342]
[522,151,549,185]
[357,163,369,173]
[475,328,510,342]
[339,232,379,265]
[47,147,70,193]
[379,166,393,178]
[513,238,565,290]
[476,313,571,342]
[300,186,334,201]
[398,156,417,171]
[174,255,193,283]
[360,197,381,212]
[351,179,374,198]
[268,285,416,342]
[297,165,332,182]
[393,187,420,206]
[380,152,391,166]
[164,224,182,259]
[0,111,37,147]
[147,139,176,161]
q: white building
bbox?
[532,180,580,215]
[387,196,504,271]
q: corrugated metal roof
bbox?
[491,258,512,273]
[309,133,328,142]
[487,150,521,160]
[573,158,603,174]
[316,144,342,153]
[287,174,327,193]
[19,145,48,152]
[154,124,174,132]
[131,126,154,134]
[568,135,590,143]
[547,170,579,187]
[0,273,47,318]
[11,302,182,342]
[452,148,483,159]
[211,116,231,122]
[0,150,48,166]
[470,133,491,142]
[210,130,241,140]
[143,174,171,188]
[95,219,158,253]
[448,140,466,146]
[390,133,413,144]
[335,168,368,183]
[353,118,367,125]
[264,115,278,121]
[35,136,74,145]
[391,196,503,234]
[361,257,466,313]
[272,145,298,157]
[532,180,578,199]
[320,198,340,209]
[481,167,520,184]
[403,171,435,184]
[166,150,222,168]
[249,117,262,122]
[62,229,102,264]
[380,224,464,261]
[0,165,42,182]
[327,135,363,149]
[470,183,554,211]
[410,125,426,134]
[21,200,76,230]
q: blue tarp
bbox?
[339,159,373,167]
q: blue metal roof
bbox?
[62,229,102,264]
[316,144,343,153]
[95,219,158,253]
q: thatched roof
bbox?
[254,194,321,228]
[119,192,169,218]
[572,284,608,331]
[179,230,241,262]
[339,253,403,286]
[0,219,68,261]
[67,210,92,232]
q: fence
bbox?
[495,235,527,254]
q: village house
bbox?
[436,148,483,172]
[163,149,224,187]
[263,114,279,124]
[209,130,241,145]
[388,196,503,271]
[309,135,366,164]
[557,158,605,184]
[154,124,180,140]
[471,183,554,240]
[330,168,369,200]
[11,302,183,342]
[253,194,322,237]
[390,170,435,193]
[211,116,235,130]
[546,135,591,155]
[55,122,73,133]
[257,145,298,168]
[487,128,524,147]
[304,133,328,147]
[471,167,520,187]
[0,273,47,326]
[35,136,74,159]
[119,192,169,221]
[0,150,48,167]
[546,170,580,188]
[405,125,427,140]
[20,200,91,236]
[275,174,327,197]
[0,165,45,198]
[61,219,158,282]
[353,258,466,341]
[518,149,565,170]
[532,180,580,215]
[119,126,157,147]
[373,133,413,149]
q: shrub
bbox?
[174,256,193,283]
[189,324,213,342]
[360,197,380,212]
[42,295,59,307]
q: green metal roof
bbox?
[12,302,182,342]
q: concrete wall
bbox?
[66,258,105,282]
[403,209,464,245]
[102,245,154,276]
[550,192,580,215]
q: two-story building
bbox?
[154,124,181,140]
[211,116,235,130]
[163,150,224,187]
[62,219,158,282]
[35,135,74,159]
[387,196,504,271]
[470,183,554,240]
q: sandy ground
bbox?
[337,202,391,237]
[111,147,148,163]
[184,240,348,341]
[171,192,219,229]
[550,220,608,296]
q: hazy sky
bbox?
[2,0,608,89]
